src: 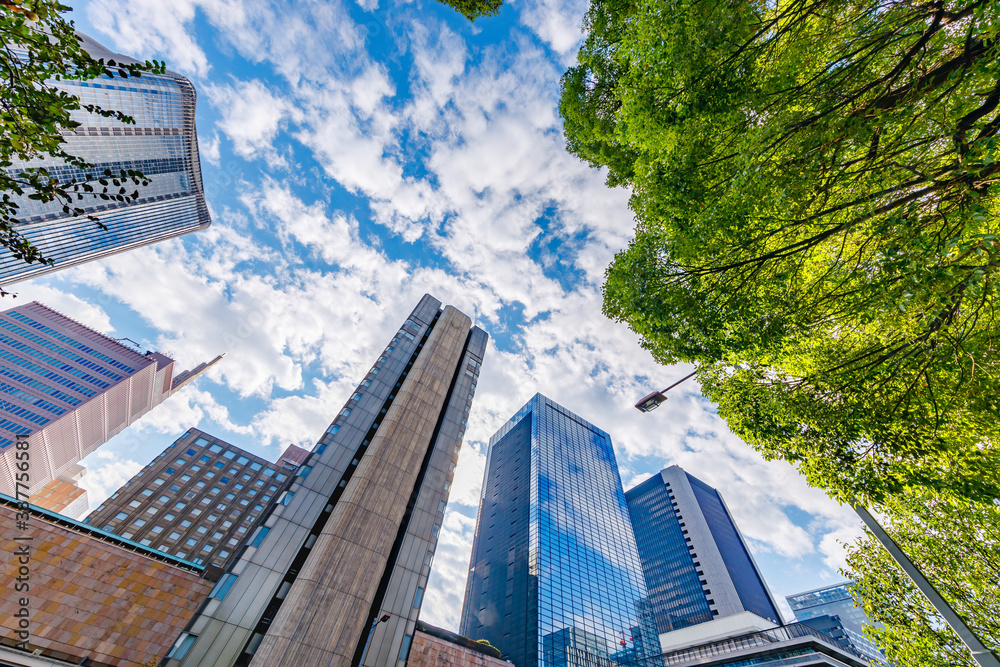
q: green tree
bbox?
[845,491,1000,666]
[433,0,504,21]
[1,0,162,271]
[560,0,1000,505]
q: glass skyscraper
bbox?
[787,582,886,665]
[460,394,656,666]
[625,466,781,634]
[1,33,210,285]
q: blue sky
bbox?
[20,0,864,630]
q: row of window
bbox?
[0,365,83,406]
[0,380,65,416]
[0,349,96,397]
[0,333,109,388]
[0,320,124,382]
[7,311,137,373]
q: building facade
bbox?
[1,33,211,285]
[786,582,886,665]
[0,493,213,666]
[85,428,307,570]
[624,466,781,634]
[460,394,655,667]
[0,301,220,509]
[167,294,487,667]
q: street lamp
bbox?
[635,374,1000,667]
[634,370,697,412]
[359,613,391,666]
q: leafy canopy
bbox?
[560,0,1000,505]
[432,0,504,22]
[1,0,163,270]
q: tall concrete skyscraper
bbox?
[460,394,656,666]
[0,301,221,512]
[1,33,211,285]
[168,295,487,667]
[787,582,886,665]
[625,466,782,634]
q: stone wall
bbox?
[0,504,212,666]
[408,630,509,666]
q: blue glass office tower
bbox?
[787,582,886,665]
[625,466,781,634]
[1,33,210,285]
[460,394,655,666]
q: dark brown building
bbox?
[85,428,308,569]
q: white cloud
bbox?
[78,451,143,508]
[207,79,297,165]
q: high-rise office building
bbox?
[1,33,211,285]
[0,301,220,509]
[167,294,487,667]
[85,428,308,570]
[625,466,782,635]
[787,582,885,665]
[460,394,656,667]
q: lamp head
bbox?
[635,391,667,413]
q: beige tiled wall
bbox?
[0,507,212,665]
[408,631,509,667]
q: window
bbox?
[141,489,153,496]
[298,465,312,478]
[151,526,163,534]
[250,462,262,471]
[199,456,210,463]
[237,456,249,465]
[185,538,197,546]
[175,459,186,465]
[128,500,141,508]
[213,532,224,540]
[225,493,236,500]
[351,393,362,401]
[186,449,196,456]
[180,520,192,528]
[221,477,230,484]
[153,478,165,486]
[250,526,270,547]
[209,444,223,453]
[195,437,211,447]
[167,633,197,660]
[413,587,424,608]
[159,495,170,503]
[181,474,191,482]
[134,519,146,527]
[209,573,238,600]
[168,532,181,541]
[174,502,186,510]
[165,513,175,521]
[326,424,339,435]
[197,526,208,534]
[399,635,412,661]
[210,487,220,495]
[115,512,128,520]
[146,508,158,515]
[263,468,275,477]
[202,544,213,552]
[223,450,237,459]
[207,514,218,522]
